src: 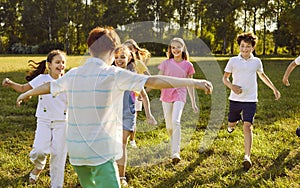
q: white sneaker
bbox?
[129,140,137,148]
[242,156,252,171]
[171,153,181,164]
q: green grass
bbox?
[1,55,300,187]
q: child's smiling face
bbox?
[48,54,66,77]
[239,40,254,59]
[114,51,130,69]
[170,41,184,58]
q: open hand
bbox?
[16,93,32,107]
[274,90,281,100]
[282,78,290,86]
[192,104,199,113]
[147,115,157,125]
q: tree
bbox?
[204,0,241,54]
[0,0,22,53]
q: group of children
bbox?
[3,27,299,187]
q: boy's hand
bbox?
[16,93,32,107]
[204,82,213,94]
[196,80,213,94]
[231,85,242,95]
[274,90,281,100]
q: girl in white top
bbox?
[2,50,67,187]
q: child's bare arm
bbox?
[16,82,50,106]
[187,75,198,113]
[145,75,212,94]
[282,61,298,86]
[140,89,157,125]
[222,72,242,94]
[258,72,281,100]
[2,78,32,93]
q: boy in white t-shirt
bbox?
[222,32,281,171]
[282,56,300,136]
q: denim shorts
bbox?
[228,100,257,124]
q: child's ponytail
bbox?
[26,60,47,81]
[25,50,65,81]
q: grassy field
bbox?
[0,55,300,187]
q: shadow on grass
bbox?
[152,149,213,188]
[252,148,300,186]
[0,173,30,187]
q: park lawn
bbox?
[0,55,300,187]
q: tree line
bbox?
[0,0,299,56]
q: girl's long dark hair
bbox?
[26,50,65,81]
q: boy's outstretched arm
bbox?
[258,72,281,100]
[282,61,298,86]
[145,75,213,94]
[16,82,50,106]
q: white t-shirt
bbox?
[29,74,67,120]
[224,53,263,102]
[51,57,148,166]
[295,56,300,65]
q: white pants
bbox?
[30,118,67,188]
[162,101,185,156]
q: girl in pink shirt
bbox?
[158,37,198,164]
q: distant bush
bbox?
[11,43,38,54]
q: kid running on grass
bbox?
[16,26,213,188]
[282,55,300,136]
[113,44,156,186]
[158,37,198,164]
[222,32,281,171]
[124,39,156,148]
[2,50,67,187]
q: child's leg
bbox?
[129,129,135,141]
[117,130,131,177]
[227,100,242,132]
[50,121,67,188]
[243,121,253,158]
[72,165,95,187]
[171,101,185,156]
[93,160,120,188]
[30,119,51,171]
[241,102,256,170]
[242,102,256,159]
[162,102,173,137]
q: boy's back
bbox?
[51,57,148,166]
